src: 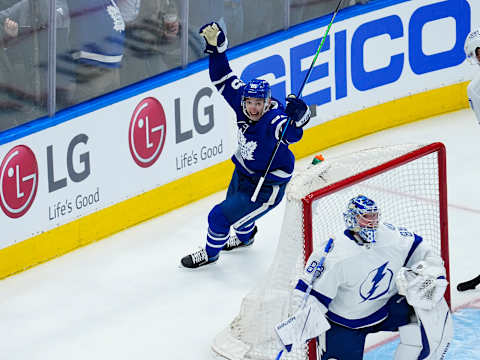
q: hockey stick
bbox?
[275,237,335,360]
[457,274,480,292]
[250,0,344,202]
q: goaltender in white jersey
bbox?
[275,195,453,360]
[465,28,480,124]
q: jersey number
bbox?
[231,78,244,90]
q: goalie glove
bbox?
[396,260,448,310]
[199,22,228,54]
[285,94,311,128]
[275,300,330,352]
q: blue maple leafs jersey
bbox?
[68,0,125,67]
[209,53,303,184]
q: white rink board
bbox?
[0,72,236,248]
[0,0,478,249]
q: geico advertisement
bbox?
[0,70,236,248]
[229,0,475,123]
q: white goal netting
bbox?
[212,143,449,360]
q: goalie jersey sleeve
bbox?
[208,52,303,183]
[294,223,444,329]
[468,71,480,125]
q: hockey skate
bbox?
[181,248,218,269]
[223,226,257,251]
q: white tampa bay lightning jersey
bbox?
[295,223,442,329]
[467,70,480,125]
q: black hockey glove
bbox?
[199,22,228,54]
[285,94,311,128]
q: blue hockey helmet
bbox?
[343,195,380,243]
[241,79,271,121]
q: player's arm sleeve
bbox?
[209,52,244,111]
[271,112,303,144]
[467,82,480,125]
[283,124,303,144]
[293,251,339,312]
[403,232,444,270]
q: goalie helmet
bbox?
[343,195,380,243]
[241,79,271,121]
[465,28,480,65]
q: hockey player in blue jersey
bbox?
[181,22,311,269]
[275,195,453,359]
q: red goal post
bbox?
[212,142,449,360]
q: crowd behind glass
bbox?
[0,0,369,132]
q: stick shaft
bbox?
[251,0,344,202]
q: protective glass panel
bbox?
[120,0,182,88]
[290,0,365,27]
[0,0,49,131]
[188,0,286,62]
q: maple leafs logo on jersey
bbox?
[238,129,257,161]
[107,2,125,32]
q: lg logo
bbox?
[0,145,38,218]
[129,97,167,168]
[0,134,92,219]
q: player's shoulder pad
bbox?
[303,242,346,278]
[384,223,419,242]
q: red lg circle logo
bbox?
[129,97,167,168]
[0,145,39,218]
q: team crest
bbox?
[238,129,257,161]
[359,262,393,302]
[107,2,125,32]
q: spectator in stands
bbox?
[117,0,140,25]
[0,19,18,131]
[0,0,71,130]
[241,0,283,42]
[223,0,243,47]
[188,0,225,62]
[120,0,181,86]
[67,0,125,104]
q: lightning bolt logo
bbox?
[359,262,393,302]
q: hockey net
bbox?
[212,143,449,360]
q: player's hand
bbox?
[199,22,228,54]
[4,18,18,37]
[396,262,448,310]
[285,94,311,128]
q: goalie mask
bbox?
[465,28,480,65]
[241,79,271,122]
[343,195,380,243]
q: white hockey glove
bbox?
[396,260,448,310]
[199,22,228,54]
[275,300,330,352]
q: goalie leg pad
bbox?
[394,324,423,360]
[414,299,453,360]
[394,298,453,360]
